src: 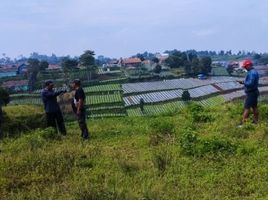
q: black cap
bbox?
[72,79,81,85]
[45,80,53,86]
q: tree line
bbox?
[164,50,212,75]
[27,50,96,91]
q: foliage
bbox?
[165,50,212,75]
[1,105,45,137]
[0,87,10,105]
[153,64,162,74]
[79,50,97,81]
[2,103,268,199]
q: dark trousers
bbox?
[46,111,66,135]
[77,111,89,139]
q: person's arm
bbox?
[42,90,66,98]
[244,73,256,88]
[76,98,84,115]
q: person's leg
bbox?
[56,111,67,135]
[253,106,259,124]
[78,111,89,139]
[0,119,2,138]
[243,109,250,123]
[46,112,57,128]
[243,95,252,123]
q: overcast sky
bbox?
[0,0,267,58]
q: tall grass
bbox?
[1,103,268,199]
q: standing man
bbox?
[71,79,90,140]
[0,101,3,137]
[41,80,67,135]
[238,59,259,124]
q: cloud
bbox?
[0,0,268,58]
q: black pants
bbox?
[77,111,89,139]
[46,111,66,135]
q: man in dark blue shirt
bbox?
[41,80,67,135]
[238,59,259,124]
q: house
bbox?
[0,65,18,78]
[17,63,28,75]
[155,53,169,64]
[2,80,29,92]
[47,64,61,71]
[122,58,142,68]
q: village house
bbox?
[122,58,142,68]
[0,65,17,78]
[1,80,29,92]
[47,64,62,71]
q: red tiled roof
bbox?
[48,64,61,70]
[123,58,142,65]
[0,65,17,73]
[2,80,28,88]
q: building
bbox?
[0,65,18,78]
[122,58,142,68]
[2,80,29,92]
[47,64,61,71]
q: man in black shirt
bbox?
[71,79,89,140]
[41,80,67,135]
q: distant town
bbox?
[1,50,268,94]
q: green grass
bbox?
[127,101,186,117]
[9,97,43,105]
[87,93,122,106]
[127,96,225,117]
[2,103,268,199]
[84,84,121,93]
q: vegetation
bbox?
[1,105,45,137]
[2,103,268,199]
[0,87,10,105]
[164,50,212,75]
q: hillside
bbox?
[1,102,268,199]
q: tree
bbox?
[39,61,49,71]
[184,60,192,75]
[182,90,191,101]
[253,53,261,60]
[154,64,162,74]
[61,58,78,84]
[152,57,160,64]
[27,58,40,91]
[260,54,268,65]
[191,58,201,75]
[0,87,10,106]
[79,50,97,81]
[226,64,234,75]
[200,57,212,74]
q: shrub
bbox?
[150,120,175,135]
[180,131,237,157]
[118,159,140,175]
[2,105,45,137]
[187,103,213,123]
[40,127,60,140]
[152,148,172,172]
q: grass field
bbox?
[2,103,268,199]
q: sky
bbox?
[0,0,267,58]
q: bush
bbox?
[152,148,172,172]
[150,120,175,135]
[180,131,237,157]
[2,105,46,137]
[40,128,60,140]
[187,103,213,123]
